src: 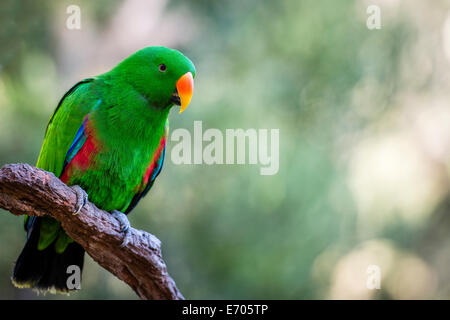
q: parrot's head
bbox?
[113,46,196,113]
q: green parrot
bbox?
[12,46,195,293]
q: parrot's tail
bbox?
[12,217,85,293]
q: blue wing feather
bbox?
[62,100,101,172]
[63,119,88,170]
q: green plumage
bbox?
[13,47,196,292]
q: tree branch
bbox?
[0,163,184,300]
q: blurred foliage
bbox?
[0,0,449,299]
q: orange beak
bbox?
[176,72,194,114]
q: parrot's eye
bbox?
[159,64,167,72]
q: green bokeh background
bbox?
[0,0,449,299]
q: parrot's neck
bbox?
[96,106,168,147]
[90,78,171,153]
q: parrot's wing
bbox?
[125,122,168,214]
[26,78,95,235]
[36,78,95,176]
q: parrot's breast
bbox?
[60,118,165,213]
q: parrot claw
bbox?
[70,185,88,215]
[111,210,132,247]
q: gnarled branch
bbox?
[0,163,184,300]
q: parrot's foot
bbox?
[111,210,132,247]
[70,185,88,215]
